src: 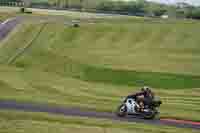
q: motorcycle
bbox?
[116,96,162,119]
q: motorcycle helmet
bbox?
[142,86,150,91]
[142,86,151,96]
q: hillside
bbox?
[0,15,200,122]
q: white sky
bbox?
[114,0,200,6]
[147,0,200,6]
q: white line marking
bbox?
[1,18,15,25]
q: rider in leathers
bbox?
[126,87,154,112]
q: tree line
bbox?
[1,0,200,19]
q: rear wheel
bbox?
[143,110,157,119]
[116,104,127,117]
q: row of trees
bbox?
[45,0,170,17]
[1,0,200,19]
[47,0,102,10]
[95,1,200,19]
[175,4,200,19]
[0,0,31,6]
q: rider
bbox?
[143,87,154,108]
[127,86,154,112]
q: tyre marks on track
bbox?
[7,23,47,64]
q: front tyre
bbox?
[116,104,127,117]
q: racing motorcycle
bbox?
[116,96,162,119]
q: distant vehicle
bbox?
[116,93,162,119]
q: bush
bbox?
[73,23,80,28]
[190,9,200,19]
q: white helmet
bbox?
[142,86,149,91]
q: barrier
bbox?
[0,1,24,7]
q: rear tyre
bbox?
[116,104,127,117]
[143,111,156,119]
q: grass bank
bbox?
[0,15,200,121]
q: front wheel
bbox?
[116,104,127,117]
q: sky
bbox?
[115,0,200,6]
[147,0,200,6]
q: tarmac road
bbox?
[0,100,200,130]
[0,17,20,41]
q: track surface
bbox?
[0,17,200,130]
[0,100,200,130]
[0,17,20,41]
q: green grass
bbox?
[0,110,199,133]
[0,12,16,21]
[0,66,199,121]
[0,14,200,122]
[8,19,200,76]
[0,7,20,14]
[1,19,200,89]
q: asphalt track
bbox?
[0,17,20,41]
[0,17,200,130]
[0,100,200,130]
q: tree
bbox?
[48,0,70,8]
[153,8,167,17]
[21,0,31,7]
[96,1,115,11]
[48,0,57,6]
[151,4,167,17]
[189,8,200,19]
